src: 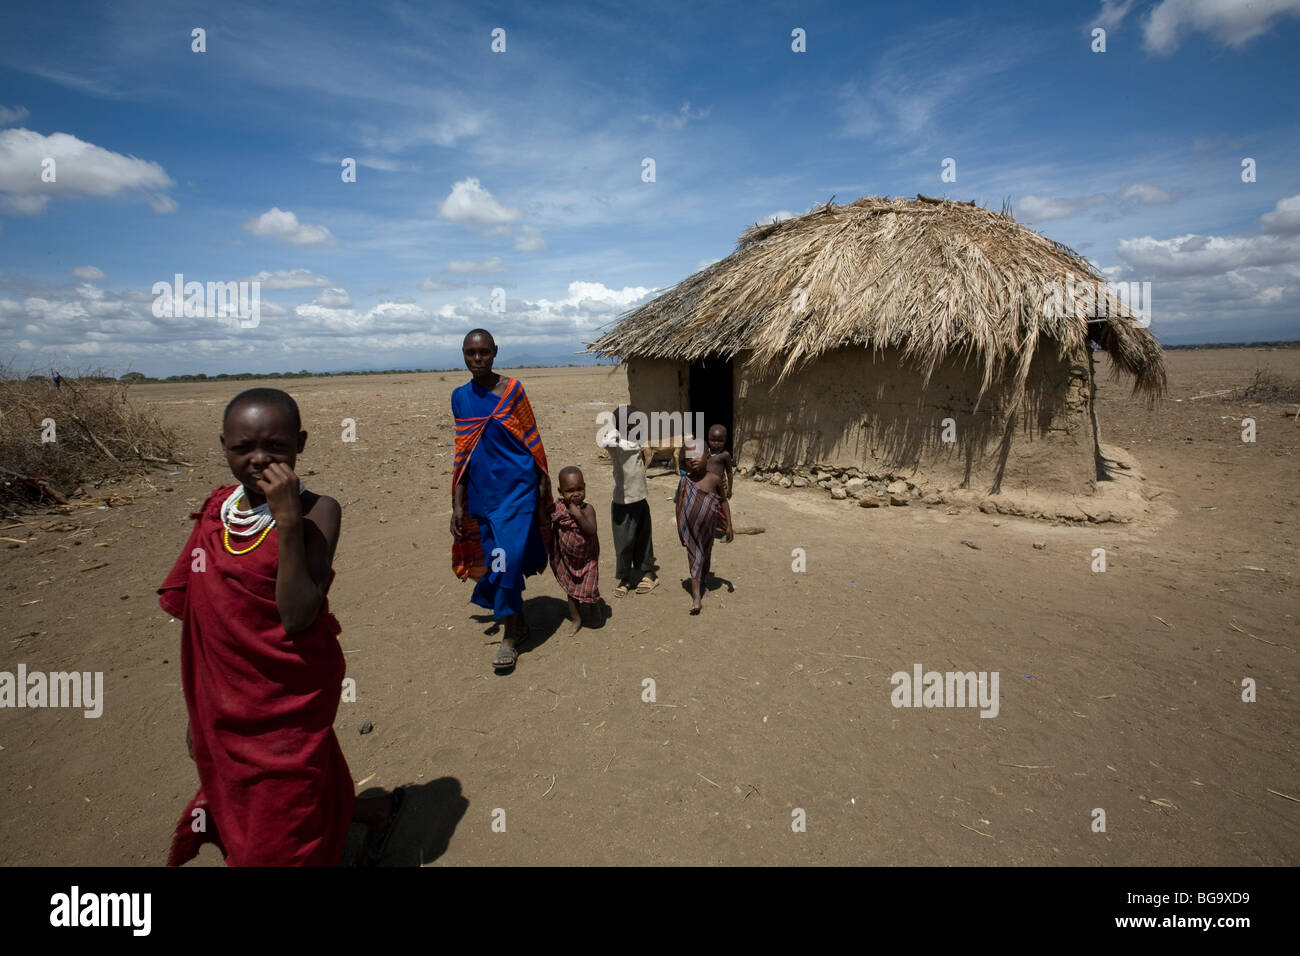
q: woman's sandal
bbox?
[614,583,630,598]
[635,577,659,594]
[493,642,519,670]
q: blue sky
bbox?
[1,0,1298,376]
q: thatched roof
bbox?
[589,195,1165,397]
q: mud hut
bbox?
[588,195,1164,501]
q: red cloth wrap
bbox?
[158,486,355,866]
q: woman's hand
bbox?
[450,505,464,537]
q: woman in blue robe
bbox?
[450,329,550,670]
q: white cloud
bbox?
[1017,182,1179,222]
[148,193,178,214]
[0,105,30,126]
[358,96,489,153]
[0,129,175,215]
[438,177,520,228]
[638,101,710,130]
[243,207,338,246]
[1091,0,1138,29]
[432,281,654,339]
[1,194,48,214]
[312,287,353,308]
[355,155,419,173]
[559,281,652,310]
[760,210,799,224]
[1259,194,1300,235]
[514,225,546,252]
[419,277,467,291]
[293,291,432,333]
[836,25,1024,144]
[70,265,105,280]
[1117,182,1177,205]
[1,271,640,375]
[241,268,332,290]
[447,257,507,274]
[1143,0,1300,54]
[1117,232,1300,276]
[1016,194,1110,221]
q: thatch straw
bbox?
[589,195,1165,397]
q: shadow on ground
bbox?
[345,777,469,867]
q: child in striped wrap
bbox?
[550,466,600,635]
[675,439,732,614]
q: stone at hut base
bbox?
[889,493,909,506]
[831,487,848,500]
[859,496,883,508]
[886,479,909,496]
[844,477,867,498]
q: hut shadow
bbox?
[348,778,468,867]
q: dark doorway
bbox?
[689,357,734,451]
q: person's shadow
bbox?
[345,778,469,867]
[474,592,605,667]
[678,573,735,596]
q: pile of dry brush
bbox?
[0,373,187,510]
[1232,367,1300,405]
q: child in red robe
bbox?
[159,388,397,866]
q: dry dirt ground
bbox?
[1,348,1297,866]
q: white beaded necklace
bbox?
[220,481,305,537]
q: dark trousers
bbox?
[611,499,656,581]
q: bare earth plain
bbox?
[1,347,1297,866]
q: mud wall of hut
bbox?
[625,358,689,422]
[730,341,1096,496]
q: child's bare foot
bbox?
[567,616,583,636]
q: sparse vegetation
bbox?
[1232,366,1300,404]
[0,369,184,510]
